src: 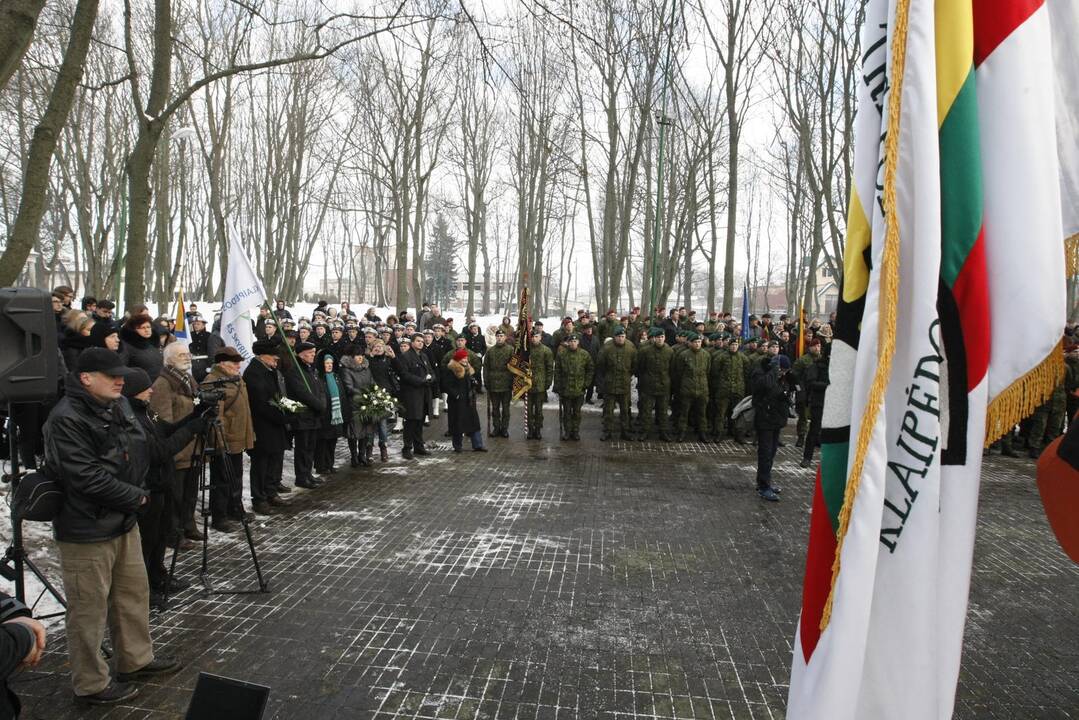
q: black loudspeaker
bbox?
[0,287,58,404]
[185,672,270,720]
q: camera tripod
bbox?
[0,406,66,619]
[164,410,269,605]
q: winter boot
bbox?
[364,439,374,464]
[379,441,389,462]
[348,439,359,468]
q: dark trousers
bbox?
[138,490,172,589]
[210,452,244,521]
[249,448,284,500]
[293,428,317,482]
[488,391,511,433]
[803,405,824,462]
[452,430,484,450]
[756,428,782,490]
[315,437,338,471]
[404,419,424,450]
[527,393,545,434]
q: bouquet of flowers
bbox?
[353,385,397,426]
[271,397,307,414]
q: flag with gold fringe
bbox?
[787,0,1068,717]
[508,284,532,401]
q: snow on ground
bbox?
[0,483,66,623]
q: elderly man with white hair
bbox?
[149,342,203,545]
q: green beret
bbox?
[676,329,688,337]
[612,325,626,336]
[648,327,665,338]
[567,332,580,341]
[708,332,721,341]
[685,331,699,341]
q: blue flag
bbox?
[741,284,750,340]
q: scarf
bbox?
[325,371,343,426]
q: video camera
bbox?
[194,375,241,412]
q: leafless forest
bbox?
[0,0,865,316]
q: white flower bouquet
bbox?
[272,397,307,414]
[354,385,397,425]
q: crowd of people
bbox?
[2,285,1076,706]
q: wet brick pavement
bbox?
[11,404,1079,719]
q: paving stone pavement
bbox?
[11,404,1079,719]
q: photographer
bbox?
[122,369,207,606]
[43,348,180,705]
[0,592,46,719]
[244,339,291,513]
[202,348,255,533]
[750,354,792,502]
[285,342,326,489]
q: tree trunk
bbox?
[0,0,46,92]
[0,0,100,285]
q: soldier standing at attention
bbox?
[673,332,711,443]
[483,330,514,437]
[554,334,594,441]
[526,330,555,439]
[595,325,637,441]
[636,327,674,441]
[710,336,746,442]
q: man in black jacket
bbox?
[395,335,434,459]
[750,354,791,502]
[123,368,205,606]
[245,339,292,511]
[799,340,831,468]
[43,349,182,705]
[285,342,326,489]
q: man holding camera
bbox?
[202,347,255,532]
[750,353,792,502]
[43,348,181,704]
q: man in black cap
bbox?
[245,339,292,512]
[750,353,791,501]
[122,367,205,607]
[285,342,326,488]
[43,349,182,704]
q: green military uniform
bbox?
[673,337,711,440]
[595,327,637,440]
[1027,380,1067,457]
[636,329,674,440]
[709,344,746,440]
[442,347,481,376]
[551,324,575,349]
[554,339,594,440]
[626,316,647,345]
[483,341,515,437]
[791,353,816,444]
[526,340,554,439]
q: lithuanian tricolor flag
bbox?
[788,0,1071,717]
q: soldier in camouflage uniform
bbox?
[1027,370,1068,458]
[595,325,637,440]
[554,334,594,441]
[791,342,821,446]
[673,332,711,442]
[526,330,554,439]
[626,308,646,345]
[483,329,514,437]
[709,336,745,442]
[636,327,674,441]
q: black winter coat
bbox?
[129,397,202,493]
[285,361,326,430]
[394,349,433,420]
[804,357,830,410]
[188,329,223,382]
[60,328,93,370]
[0,598,34,720]
[43,374,150,543]
[244,357,290,449]
[368,354,400,396]
[465,332,487,356]
[750,359,790,430]
[441,359,481,435]
[120,327,164,381]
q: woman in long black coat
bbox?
[366,339,398,462]
[393,336,434,459]
[121,313,165,381]
[440,349,487,453]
